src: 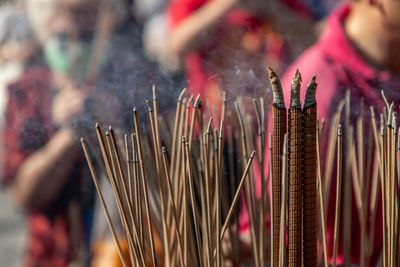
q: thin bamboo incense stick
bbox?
[332,124,343,267]
[234,101,259,267]
[184,142,204,267]
[253,97,265,266]
[81,138,128,267]
[171,88,187,178]
[103,130,143,266]
[288,69,303,267]
[316,124,328,267]
[268,66,286,267]
[303,75,318,267]
[145,99,170,264]
[220,151,256,240]
[133,107,158,267]
[161,146,186,266]
[107,129,145,266]
[380,121,388,267]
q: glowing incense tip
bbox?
[304,75,317,109]
[290,70,302,109]
[267,66,284,108]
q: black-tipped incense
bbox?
[290,69,302,109]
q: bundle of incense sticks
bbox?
[80,86,265,267]
[268,68,319,267]
[81,68,400,267]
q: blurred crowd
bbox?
[1,0,400,265]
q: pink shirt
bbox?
[241,3,400,265]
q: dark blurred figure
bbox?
[2,0,180,266]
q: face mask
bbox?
[44,33,92,80]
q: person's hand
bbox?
[52,83,87,128]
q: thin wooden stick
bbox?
[81,138,128,267]
[161,147,186,266]
[333,124,343,267]
[133,108,158,267]
[185,142,204,267]
[220,151,256,240]
[316,125,328,267]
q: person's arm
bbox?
[168,0,238,60]
[8,129,79,210]
[7,84,86,211]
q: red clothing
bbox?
[2,68,82,267]
[243,3,399,264]
[168,0,290,111]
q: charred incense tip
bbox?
[80,137,85,143]
[207,118,213,133]
[178,88,187,102]
[182,136,186,143]
[267,66,285,108]
[290,70,302,109]
[108,126,113,131]
[304,75,317,109]
[162,146,167,154]
[222,91,226,102]
[338,124,342,136]
[185,141,189,147]
[95,122,100,128]
[194,94,201,107]
[393,113,397,133]
[145,100,152,112]
[105,131,110,136]
[133,107,137,113]
[381,123,385,136]
[250,151,256,158]
[219,120,224,139]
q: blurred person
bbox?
[166,0,318,119]
[0,2,37,175]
